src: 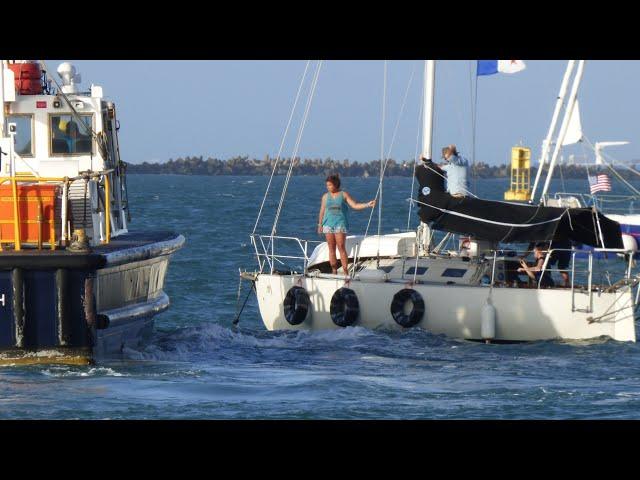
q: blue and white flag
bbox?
[477,60,527,76]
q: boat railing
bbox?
[547,192,640,215]
[488,247,636,313]
[0,170,114,251]
[250,234,322,275]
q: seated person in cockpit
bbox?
[517,243,555,288]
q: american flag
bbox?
[588,173,612,194]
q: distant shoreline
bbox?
[125,156,640,180]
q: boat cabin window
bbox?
[7,115,33,156]
[50,114,93,155]
[406,266,428,275]
[442,268,467,278]
[379,266,395,274]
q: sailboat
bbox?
[241,60,639,343]
[530,60,640,254]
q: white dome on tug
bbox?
[57,62,82,94]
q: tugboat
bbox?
[0,60,184,364]
[242,60,639,343]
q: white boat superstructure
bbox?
[0,60,129,248]
[0,60,184,363]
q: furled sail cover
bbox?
[414,161,622,248]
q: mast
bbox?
[421,60,436,159]
[540,60,586,202]
[530,60,576,203]
[418,60,436,254]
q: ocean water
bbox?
[2,173,640,419]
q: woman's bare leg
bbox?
[325,233,338,274]
[335,233,349,275]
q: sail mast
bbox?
[417,60,436,254]
[540,60,586,202]
[530,60,576,203]
[422,60,436,159]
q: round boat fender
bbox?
[622,234,638,253]
[481,301,496,341]
[283,286,311,325]
[330,288,360,327]
[390,289,425,328]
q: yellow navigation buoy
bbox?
[504,146,531,201]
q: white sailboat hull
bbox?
[255,274,637,342]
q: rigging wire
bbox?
[558,152,567,193]
[469,60,479,195]
[253,60,311,235]
[445,62,468,160]
[407,70,425,231]
[355,61,416,268]
[376,60,387,266]
[40,61,111,172]
[270,60,323,239]
[367,63,418,226]
[408,198,567,228]
[582,135,640,197]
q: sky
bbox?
[50,60,640,165]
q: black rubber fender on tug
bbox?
[390,289,425,328]
[283,286,311,325]
[330,287,360,327]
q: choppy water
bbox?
[2,174,640,419]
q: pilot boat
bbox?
[242,60,639,343]
[0,60,184,364]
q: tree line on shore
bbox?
[126,155,640,180]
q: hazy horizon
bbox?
[51,60,640,166]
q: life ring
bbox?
[330,288,360,327]
[283,286,311,325]
[390,289,425,328]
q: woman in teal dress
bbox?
[317,174,376,275]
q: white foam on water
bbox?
[40,367,127,378]
[124,322,392,362]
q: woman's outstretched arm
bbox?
[318,194,326,233]
[343,191,376,211]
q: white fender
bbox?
[357,269,388,283]
[481,301,496,340]
[622,234,638,253]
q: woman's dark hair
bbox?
[326,174,341,189]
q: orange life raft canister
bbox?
[7,62,43,95]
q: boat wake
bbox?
[121,321,458,363]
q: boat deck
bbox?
[0,231,184,269]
